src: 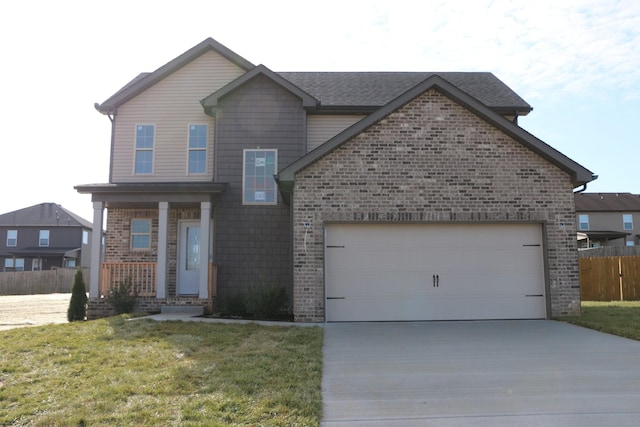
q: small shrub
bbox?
[224,291,247,316]
[67,268,88,322]
[106,276,138,314]
[244,284,289,320]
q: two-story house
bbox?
[76,37,595,322]
[575,192,640,248]
[0,203,93,271]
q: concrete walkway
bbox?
[322,320,640,426]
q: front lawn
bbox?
[0,317,323,426]
[558,301,640,341]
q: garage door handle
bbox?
[433,274,439,287]
[327,297,345,300]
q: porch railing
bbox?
[100,262,157,297]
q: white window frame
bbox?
[187,124,208,175]
[578,214,589,231]
[39,230,50,247]
[626,240,635,247]
[6,230,17,247]
[623,214,633,231]
[131,219,152,250]
[242,149,278,205]
[5,258,24,271]
[134,124,155,175]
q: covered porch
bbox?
[75,182,225,318]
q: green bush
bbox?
[223,284,290,320]
[67,268,88,322]
[244,284,289,320]
[105,276,138,314]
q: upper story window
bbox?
[131,219,151,250]
[188,124,207,174]
[578,214,589,231]
[39,230,50,247]
[623,214,633,230]
[82,230,89,245]
[243,149,277,205]
[135,125,155,174]
[6,230,17,247]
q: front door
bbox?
[178,221,200,295]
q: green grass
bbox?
[0,317,323,426]
[558,301,640,341]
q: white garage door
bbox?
[325,223,546,322]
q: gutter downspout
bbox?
[574,183,588,193]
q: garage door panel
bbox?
[325,223,546,322]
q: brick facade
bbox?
[292,89,580,322]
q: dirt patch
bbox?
[0,293,71,330]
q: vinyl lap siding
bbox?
[306,115,366,152]
[111,51,246,182]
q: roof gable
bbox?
[96,37,254,114]
[200,64,319,114]
[277,74,595,188]
[0,203,92,228]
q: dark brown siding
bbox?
[213,75,304,307]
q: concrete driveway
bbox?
[322,320,640,426]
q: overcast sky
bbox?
[1,0,638,222]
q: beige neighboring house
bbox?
[575,193,640,248]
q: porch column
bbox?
[199,201,211,298]
[89,202,104,298]
[156,201,169,298]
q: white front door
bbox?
[178,221,201,295]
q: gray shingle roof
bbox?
[279,72,531,112]
[575,193,640,212]
[0,203,92,228]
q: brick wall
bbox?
[87,296,214,319]
[292,88,579,322]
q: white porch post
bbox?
[156,202,169,298]
[89,202,104,298]
[199,201,211,298]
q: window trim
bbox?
[623,214,633,231]
[39,230,50,247]
[578,214,589,231]
[131,218,152,251]
[134,124,155,175]
[6,230,17,247]
[242,149,278,205]
[5,258,25,271]
[187,124,208,175]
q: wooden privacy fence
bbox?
[0,268,89,295]
[579,256,640,301]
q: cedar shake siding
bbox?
[213,75,305,307]
[292,89,579,322]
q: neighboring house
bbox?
[0,203,93,271]
[76,37,595,322]
[575,192,640,248]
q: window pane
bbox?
[189,125,207,149]
[4,259,12,268]
[15,259,24,271]
[136,125,154,149]
[243,149,277,204]
[7,230,17,247]
[39,230,49,247]
[578,214,589,230]
[623,214,633,230]
[135,150,153,174]
[189,150,206,174]
[132,235,150,249]
[132,219,150,233]
[186,226,200,270]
